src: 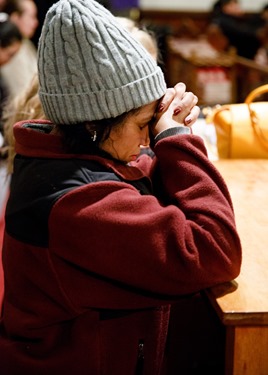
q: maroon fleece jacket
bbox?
[0,120,241,375]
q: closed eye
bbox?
[139,124,149,130]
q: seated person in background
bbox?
[1,0,38,100]
[0,12,22,136]
[207,0,268,60]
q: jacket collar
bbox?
[13,119,147,181]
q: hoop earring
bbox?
[91,131,97,142]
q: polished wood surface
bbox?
[207,159,268,375]
[208,160,268,324]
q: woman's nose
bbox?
[141,127,150,147]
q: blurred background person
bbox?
[31,0,56,46]
[206,0,268,101]
[1,0,38,101]
[207,0,268,60]
[0,12,22,134]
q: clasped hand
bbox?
[150,82,200,138]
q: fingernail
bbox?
[185,117,192,125]
[157,103,165,112]
[173,108,182,116]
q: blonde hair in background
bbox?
[116,17,158,62]
[3,74,45,174]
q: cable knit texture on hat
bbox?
[38,0,167,124]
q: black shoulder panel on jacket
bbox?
[5,156,150,247]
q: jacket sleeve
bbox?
[49,134,242,311]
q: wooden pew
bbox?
[206,159,268,375]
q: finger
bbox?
[173,82,186,95]
[181,92,198,107]
[172,92,198,117]
[156,88,176,112]
[184,105,201,126]
[157,83,188,113]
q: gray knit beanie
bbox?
[37,0,167,124]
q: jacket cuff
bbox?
[154,126,191,143]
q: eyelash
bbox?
[139,124,148,130]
